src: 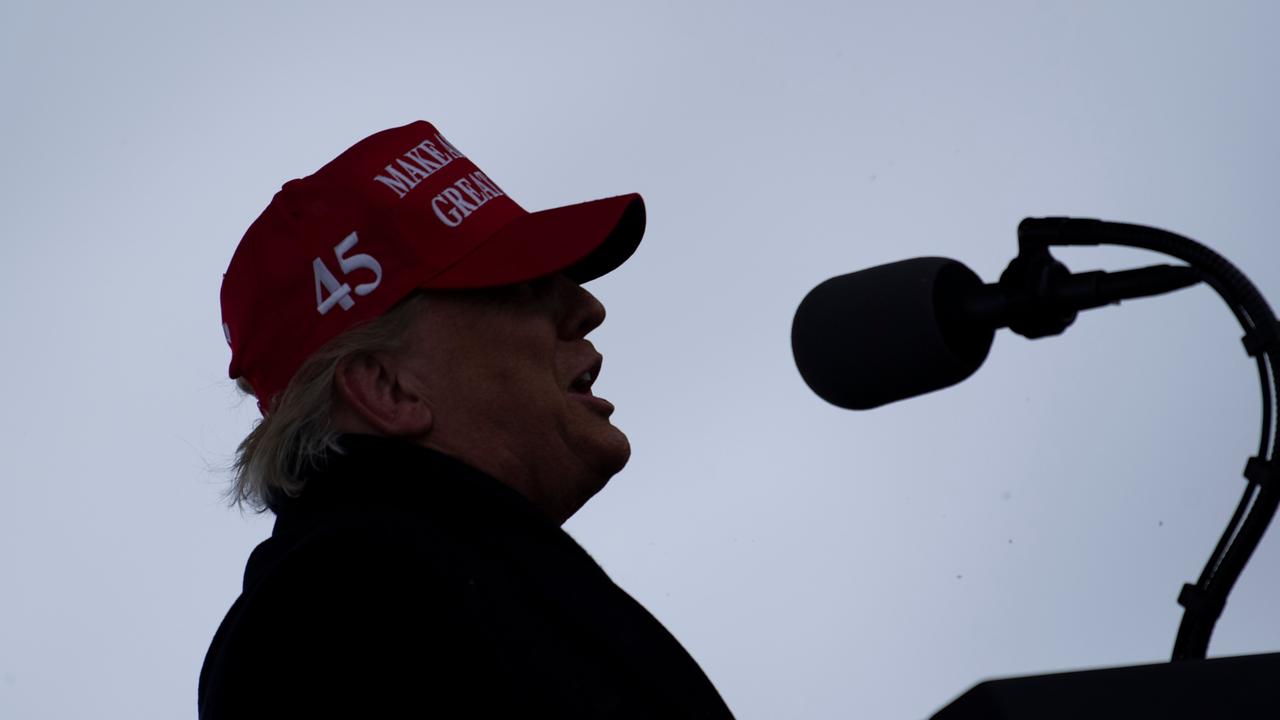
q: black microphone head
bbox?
[791,257,995,409]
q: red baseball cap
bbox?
[220,120,645,415]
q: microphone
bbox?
[791,251,1202,410]
[793,217,1280,673]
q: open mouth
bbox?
[567,354,603,396]
[565,355,612,416]
[568,371,595,396]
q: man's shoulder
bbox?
[245,507,488,608]
[201,504,736,720]
[199,509,504,717]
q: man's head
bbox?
[221,121,644,522]
[331,273,630,523]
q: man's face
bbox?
[397,272,630,523]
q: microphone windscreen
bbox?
[791,257,995,409]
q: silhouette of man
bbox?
[200,121,734,719]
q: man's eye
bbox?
[478,277,557,310]
[484,283,526,300]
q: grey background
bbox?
[3,1,1278,717]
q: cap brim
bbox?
[423,193,645,289]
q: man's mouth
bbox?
[568,369,595,396]
[567,354,604,396]
[567,355,613,416]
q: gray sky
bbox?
[3,1,1279,717]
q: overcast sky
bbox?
[3,1,1279,718]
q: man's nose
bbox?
[556,275,606,340]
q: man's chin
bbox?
[595,425,631,477]
[564,428,630,518]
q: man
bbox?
[200,121,735,718]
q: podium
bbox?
[931,651,1280,719]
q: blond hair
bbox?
[229,293,431,511]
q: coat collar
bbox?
[271,433,540,515]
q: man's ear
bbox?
[332,352,434,437]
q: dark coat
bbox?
[198,434,735,718]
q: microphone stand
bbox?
[972,218,1280,661]
[929,219,1280,717]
